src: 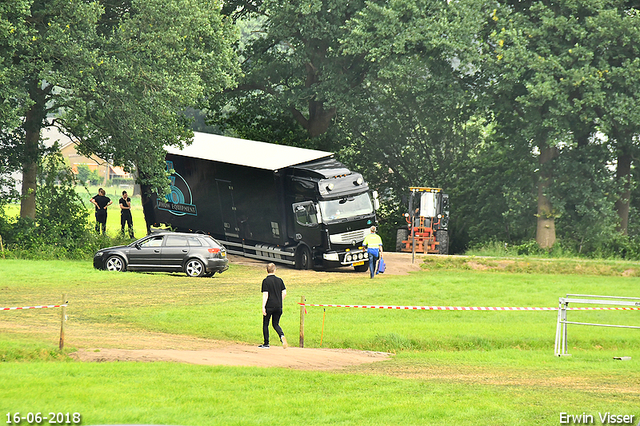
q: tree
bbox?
[337,0,488,185]
[487,0,617,248]
[213,0,376,145]
[0,0,238,219]
[589,3,640,235]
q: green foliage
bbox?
[61,0,240,193]
[76,164,100,186]
[0,133,23,207]
[449,134,537,250]
[35,150,89,246]
[550,142,619,254]
[0,0,239,218]
[214,0,375,142]
[0,150,90,257]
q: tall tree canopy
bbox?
[213,0,376,146]
[485,0,640,248]
[336,0,489,196]
[0,0,238,219]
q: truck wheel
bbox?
[436,230,449,255]
[396,228,409,252]
[295,246,312,270]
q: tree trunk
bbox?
[536,144,559,249]
[20,82,47,219]
[615,150,632,235]
[290,60,337,138]
[291,100,336,139]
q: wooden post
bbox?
[0,234,4,259]
[299,295,305,348]
[59,294,66,351]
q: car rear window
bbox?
[201,235,222,248]
[187,237,202,247]
[165,236,188,247]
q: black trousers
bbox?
[95,211,107,234]
[263,307,284,345]
[121,212,134,237]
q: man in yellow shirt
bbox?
[363,226,383,278]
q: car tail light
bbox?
[208,248,220,254]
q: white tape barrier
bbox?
[299,303,640,311]
[1,304,68,311]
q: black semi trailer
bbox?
[143,132,379,270]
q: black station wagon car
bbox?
[93,232,229,277]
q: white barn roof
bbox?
[165,132,333,171]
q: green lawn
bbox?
[1,259,639,425]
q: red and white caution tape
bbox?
[299,303,640,311]
[1,304,68,311]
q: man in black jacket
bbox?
[90,188,112,234]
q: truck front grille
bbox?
[329,228,369,245]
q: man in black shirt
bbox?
[119,190,134,238]
[260,263,288,349]
[90,188,112,234]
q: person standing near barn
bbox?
[119,190,134,238]
[260,262,288,349]
[363,226,383,278]
[90,188,112,234]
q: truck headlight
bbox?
[323,252,339,262]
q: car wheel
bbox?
[105,255,126,272]
[185,258,205,277]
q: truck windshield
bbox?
[319,193,374,222]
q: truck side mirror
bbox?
[372,191,380,210]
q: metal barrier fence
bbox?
[554,294,640,356]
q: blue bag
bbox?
[377,257,386,274]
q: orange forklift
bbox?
[396,187,449,256]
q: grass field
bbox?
[1,257,639,425]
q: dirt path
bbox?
[57,324,390,370]
[227,251,427,276]
[71,345,390,370]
